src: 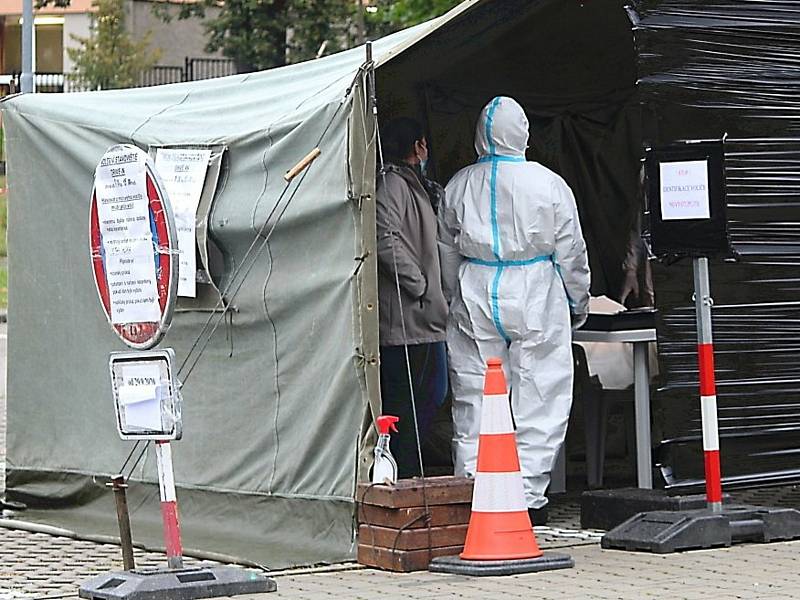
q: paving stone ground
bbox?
[4,321,800,599]
[2,526,800,600]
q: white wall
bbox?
[62,12,91,75]
[126,0,223,68]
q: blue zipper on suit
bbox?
[480,98,571,341]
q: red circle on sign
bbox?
[90,151,177,349]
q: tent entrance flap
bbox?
[377,0,641,307]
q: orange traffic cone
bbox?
[460,357,541,560]
[429,357,574,576]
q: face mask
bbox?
[419,158,429,175]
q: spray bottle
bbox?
[372,415,400,484]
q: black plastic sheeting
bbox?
[630,1,800,489]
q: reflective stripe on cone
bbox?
[460,357,543,561]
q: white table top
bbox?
[573,328,657,343]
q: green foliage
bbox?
[34,0,70,7]
[365,0,462,35]
[0,175,7,262]
[166,0,461,73]
[67,0,160,90]
[40,0,464,75]
[167,0,352,73]
[0,264,7,309]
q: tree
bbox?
[165,0,353,74]
[67,0,160,90]
[166,0,462,74]
[364,0,462,37]
[39,0,463,77]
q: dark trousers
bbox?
[380,342,448,479]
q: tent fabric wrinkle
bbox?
[2,27,393,567]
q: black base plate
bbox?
[78,565,276,600]
[581,488,732,531]
[602,504,800,554]
[429,552,574,576]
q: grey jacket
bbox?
[376,164,448,346]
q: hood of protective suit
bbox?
[474,96,530,158]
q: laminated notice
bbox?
[659,160,710,221]
[119,363,162,430]
[95,147,160,324]
[155,148,212,298]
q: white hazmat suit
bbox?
[439,96,591,509]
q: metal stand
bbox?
[78,565,276,600]
[109,475,136,571]
[602,257,800,553]
[155,441,184,569]
[577,327,669,530]
[693,257,722,511]
[79,443,276,599]
[633,341,652,489]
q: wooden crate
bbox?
[356,476,473,572]
[357,476,474,508]
[357,543,465,572]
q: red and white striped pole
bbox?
[693,257,723,512]
[155,441,184,569]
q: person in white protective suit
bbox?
[438,96,591,525]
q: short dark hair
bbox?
[381,117,424,164]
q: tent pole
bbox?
[366,41,377,117]
[355,0,366,45]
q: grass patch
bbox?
[0,173,6,309]
[0,264,7,309]
[0,174,6,258]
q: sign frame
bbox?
[645,140,730,258]
[89,144,179,350]
[109,348,182,441]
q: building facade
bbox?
[0,0,229,92]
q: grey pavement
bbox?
[4,320,800,598]
[2,531,800,599]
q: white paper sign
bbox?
[119,363,162,431]
[95,147,161,324]
[155,148,212,298]
[660,160,711,221]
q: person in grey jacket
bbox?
[377,117,448,478]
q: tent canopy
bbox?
[2,0,637,567]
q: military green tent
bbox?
[2,0,637,567]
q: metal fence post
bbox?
[21,0,33,93]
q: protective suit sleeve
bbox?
[376,172,427,299]
[437,185,461,304]
[552,178,591,326]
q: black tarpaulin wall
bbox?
[630,1,800,488]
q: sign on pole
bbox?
[90,144,178,349]
[645,140,729,258]
[109,349,181,441]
